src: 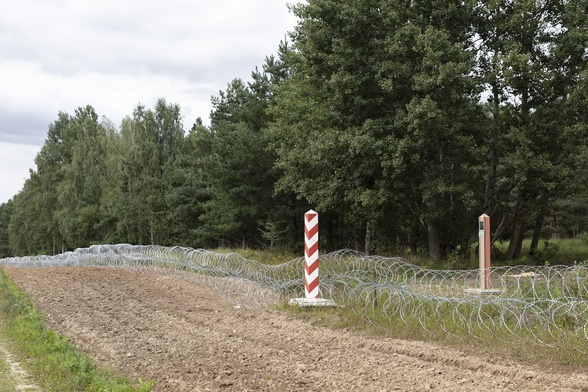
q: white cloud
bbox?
[0,0,300,202]
[2,0,298,81]
[0,0,298,138]
[0,60,217,134]
[0,142,41,204]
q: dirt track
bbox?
[4,266,588,391]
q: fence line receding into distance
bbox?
[2,244,588,352]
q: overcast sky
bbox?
[0,0,299,204]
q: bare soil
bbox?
[4,266,588,392]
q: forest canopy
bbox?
[1,0,587,262]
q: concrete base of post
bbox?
[288,298,338,307]
[464,288,503,295]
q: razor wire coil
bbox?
[2,244,588,352]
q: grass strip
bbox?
[0,348,20,392]
[281,295,588,369]
[0,267,154,392]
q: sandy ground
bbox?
[4,266,588,392]
[0,336,41,391]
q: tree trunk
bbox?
[528,208,546,257]
[506,218,525,260]
[491,212,510,244]
[485,80,500,215]
[428,221,442,262]
[427,199,442,262]
[551,212,560,239]
[150,218,155,245]
[409,228,418,253]
[324,212,337,253]
[506,200,526,260]
[365,221,372,255]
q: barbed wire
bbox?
[2,244,588,352]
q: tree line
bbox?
[1,0,587,262]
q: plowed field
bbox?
[4,267,588,391]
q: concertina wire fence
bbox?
[2,244,588,352]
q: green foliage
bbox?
[270,0,488,258]
[495,238,588,265]
[0,268,154,391]
[118,101,179,245]
[217,247,298,266]
[196,46,298,250]
[475,0,588,259]
[8,173,46,256]
[1,0,586,263]
[538,240,561,262]
[282,285,588,366]
[0,201,13,258]
[161,122,209,248]
[0,351,20,392]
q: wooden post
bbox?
[479,214,491,290]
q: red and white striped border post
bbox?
[287,210,336,307]
[304,210,319,298]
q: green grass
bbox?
[0,328,39,391]
[6,243,585,386]
[247,244,588,368]
[0,348,20,392]
[281,294,588,369]
[494,237,588,265]
[0,267,154,392]
[215,247,299,265]
[374,236,588,268]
